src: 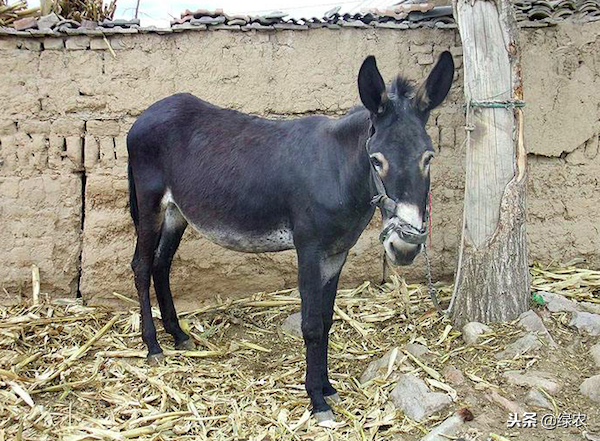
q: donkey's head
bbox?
[358,52,454,266]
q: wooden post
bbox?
[448,0,529,326]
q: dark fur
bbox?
[127,52,454,414]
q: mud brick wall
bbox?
[0,22,599,307]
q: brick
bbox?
[99,137,116,166]
[411,43,433,54]
[87,120,120,137]
[417,53,434,65]
[0,120,17,135]
[84,136,99,169]
[66,136,83,169]
[0,38,17,50]
[109,37,131,50]
[90,38,109,50]
[52,118,85,136]
[114,136,128,164]
[19,120,51,134]
[48,135,65,170]
[43,38,65,50]
[65,36,90,50]
[21,40,42,51]
[439,127,455,149]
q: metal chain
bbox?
[422,244,442,313]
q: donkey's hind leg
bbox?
[152,204,194,350]
[131,190,165,363]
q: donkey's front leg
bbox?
[296,246,331,418]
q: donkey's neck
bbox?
[330,107,375,212]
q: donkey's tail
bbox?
[128,161,139,232]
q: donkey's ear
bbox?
[358,56,388,115]
[414,51,454,121]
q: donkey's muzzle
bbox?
[379,220,428,245]
[372,195,428,245]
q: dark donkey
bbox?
[127,52,454,422]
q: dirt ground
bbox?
[0,265,599,440]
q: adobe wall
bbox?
[0,22,598,307]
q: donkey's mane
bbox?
[389,76,414,98]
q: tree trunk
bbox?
[448,0,530,326]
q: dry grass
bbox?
[0,264,598,440]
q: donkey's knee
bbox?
[301,316,324,343]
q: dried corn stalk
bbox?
[0,1,40,26]
[47,0,117,22]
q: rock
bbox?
[419,408,474,441]
[495,333,542,359]
[462,322,492,345]
[281,312,302,337]
[503,370,561,394]
[442,365,465,386]
[580,375,600,403]
[13,17,38,31]
[406,343,432,360]
[485,389,525,415]
[581,302,600,315]
[390,374,452,422]
[37,13,60,30]
[538,291,580,312]
[591,344,600,368]
[517,310,557,347]
[570,311,600,335]
[525,389,553,410]
[361,347,403,383]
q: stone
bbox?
[581,302,600,315]
[361,347,403,383]
[420,409,473,441]
[406,343,432,360]
[462,322,492,345]
[13,17,37,31]
[591,344,600,368]
[281,311,301,337]
[517,310,557,347]
[495,333,542,359]
[503,370,561,394]
[538,291,580,312]
[442,365,465,386]
[525,389,553,410]
[580,375,600,403]
[570,311,600,335]
[37,13,60,30]
[390,374,451,422]
[485,389,525,415]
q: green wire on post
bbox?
[464,99,526,110]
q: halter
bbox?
[365,124,429,245]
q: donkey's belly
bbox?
[163,191,294,253]
[191,223,295,253]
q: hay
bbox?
[0,264,598,440]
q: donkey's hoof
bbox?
[146,352,165,365]
[324,393,341,405]
[175,339,196,351]
[314,409,336,427]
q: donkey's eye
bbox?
[370,156,383,168]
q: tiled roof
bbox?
[1,0,600,37]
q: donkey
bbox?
[127,52,454,421]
